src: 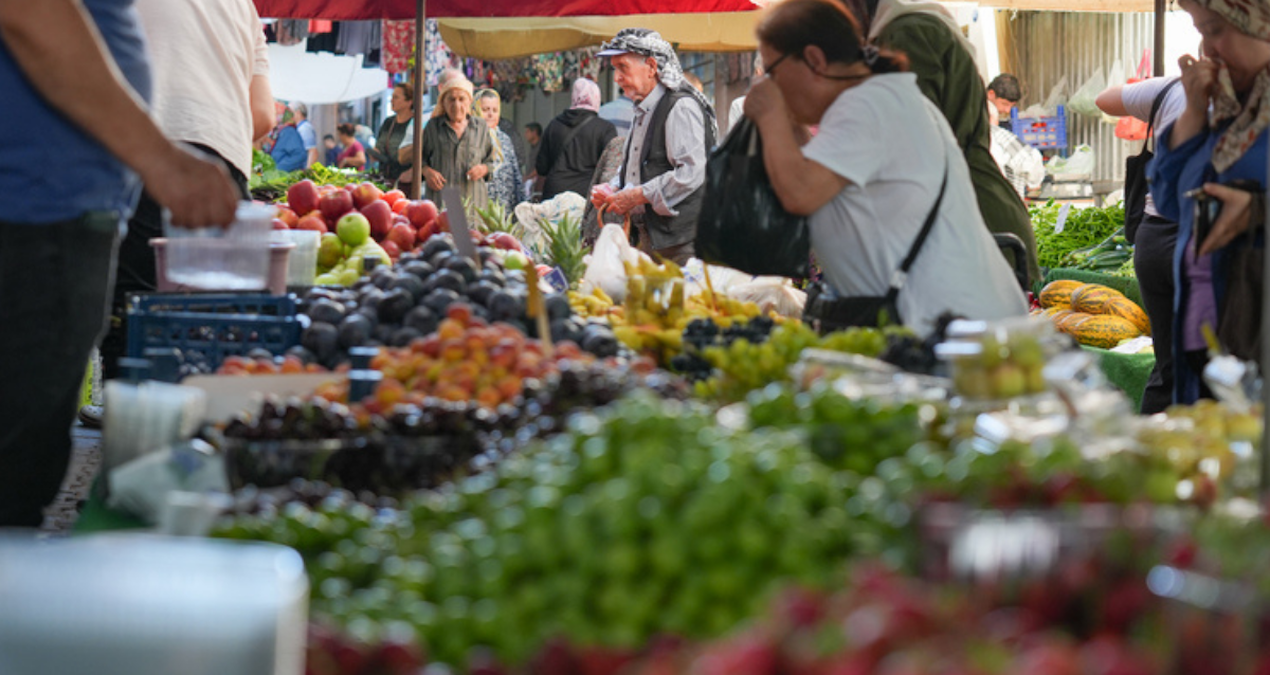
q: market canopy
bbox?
[267,43,391,104]
[252,0,762,20]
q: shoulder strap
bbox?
[557,114,597,160]
[1144,78,1181,151]
[885,163,949,300]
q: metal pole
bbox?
[411,0,427,199]
[1153,0,1166,76]
[1261,155,1270,497]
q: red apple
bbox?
[286,179,320,217]
[275,205,299,228]
[392,215,411,228]
[350,182,383,209]
[360,199,393,242]
[392,199,410,216]
[318,189,354,223]
[489,232,523,252]
[383,189,406,206]
[386,222,416,252]
[436,210,450,232]
[405,199,439,231]
[271,218,289,230]
[296,213,328,233]
[417,220,440,242]
[380,239,402,260]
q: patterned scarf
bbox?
[474,88,506,164]
[599,28,719,140]
[571,78,601,112]
[1190,0,1270,172]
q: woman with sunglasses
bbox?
[744,0,1026,337]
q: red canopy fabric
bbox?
[255,0,760,20]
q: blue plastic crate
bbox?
[125,293,303,369]
[1010,104,1067,151]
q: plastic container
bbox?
[125,293,302,370]
[935,316,1064,400]
[1010,104,1068,150]
[162,201,274,291]
[272,229,319,287]
[0,533,307,675]
[153,238,294,296]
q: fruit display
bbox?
[214,393,896,668]
[537,214,586,287]
[295,234,620,369]
[215,352,330,375]
[1034,280,1149,348]
[939,317,1052,399]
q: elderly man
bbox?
[591,28,717,265]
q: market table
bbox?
[1080,344,1154,412]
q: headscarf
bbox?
[432,70,474,120]
[598,28,719,140]
[571,78,602,112]
[867,0,978,65]
[474,88,506,164]
[1182,0,1270,172]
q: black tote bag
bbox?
[1123,78,1179,243]
[695,118,810,277]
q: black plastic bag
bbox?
[695,118,810,277]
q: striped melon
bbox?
[1056,311,1096,335]
[1103,297,1151,336]
[1071,314,1142,349]
[1071,284,1126,315]
[1038,280,1083,309]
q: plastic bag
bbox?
[727,277,808,317]
[513,191,587,252]
[1047,144,1096,177]
[1021,76,1067,119]
[1115,52,1155,140]
[579,223,650,303]
[1068,67,1106,119]
[696,118,810,277]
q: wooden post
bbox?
[1153,0,1166,76]
[411,0,427,199]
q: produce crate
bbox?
[1011,105,1067,151]
[125,293,302,370]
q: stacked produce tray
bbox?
[125,293,303,370]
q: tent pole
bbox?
[412,0,427,199]
[1153,0,1165,76]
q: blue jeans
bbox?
[0,212,120,527]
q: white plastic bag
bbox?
[513,191,587,252]
[579,223,650,303]
[1068,67,1106,119]
[1047,144,1096,178]
[727,278,808,317]
[1021,75,1068,119]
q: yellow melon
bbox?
[1103,297,1151,336]
[1038,280,1083,310]
[1071,315,1142,349]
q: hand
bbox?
[424,167,446,192]
[742,77,788,123]
[1197,182,1256,256]
[466,164,489,181]
[141,145,237,229]
[1178,54,1219,115]
[591,183,616,209]
[604,187,648,216]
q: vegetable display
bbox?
[1030,200,1127,270]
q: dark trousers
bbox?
[1134,215,1178,414]
[0,212,121,527]
[99,144,248,381]
[633,220,694,266]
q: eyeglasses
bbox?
[763,52,794,76]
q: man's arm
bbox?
[250,74,275,141]
[0,0,236,227]
[638,96,709,216]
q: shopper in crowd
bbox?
[987,73,1022,130]
[1149,0,1270,404]
[269,108,307,172]
[727,54,763,135]
[323,134,340,165]
[835,0,1040,284]
[291,101,318,167]
[475,88,526,212]
[523,122,542,177]
[746,0,1026,337]
[591,28,717,265]
[370,82,414,188]
[96,0,274,390]
[335,123,366,169]
[398,73,494,211]
[581,134,630,245]
[1096,75,1185,413]
[0,0,238,528]
[599,93,636,137]
[539,78,618,201]
[987,101,1045,199]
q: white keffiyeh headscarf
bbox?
[599,28,719,141]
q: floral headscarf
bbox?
[1183,0,1270,171]
[571,78,602,112]
[599,28,719,140]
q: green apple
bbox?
[315,272,341,286]
[502,251,529,271]
[336,211,371,247]
[318,232,344,269]
[352,241,391,270]
[338,267,360,286]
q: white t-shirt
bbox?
[802,73,1028,337]
[135,0,269,177]
[1120,77,1184,219]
